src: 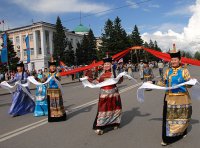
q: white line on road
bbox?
[0,82,142,143]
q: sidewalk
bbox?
[0,77,80,96]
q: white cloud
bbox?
[126,0,139,9]
[148,4,160,8]
[11,0,110,14]
[165,5,193,16]
[142,0,200,53]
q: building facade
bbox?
[0,22,84,71]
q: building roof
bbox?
[4,21,69,34]
[74,24,89,33]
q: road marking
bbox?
[0,82,142,143]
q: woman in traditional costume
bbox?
[91,55,123,135]
[158,44,192,146]
[8,61,35,117]
[34,69,48,117]
[47,57,66,122]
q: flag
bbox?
[25,34,30,63]
[1,33,8,63]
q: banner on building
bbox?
[1,33,8,63]
[25,34,30,63]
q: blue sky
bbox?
[0,0,199,52]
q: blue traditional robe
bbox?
[9,72,35,116]
[34,74,48,117]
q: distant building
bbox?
[0,21,83,71]
[74,24,90,35]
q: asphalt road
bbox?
[0,66,200,148]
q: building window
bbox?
[29,34,33,41]
[38,48,42,54]
[17,50,21,57]
[31,62,35,70]
[10,38,13,44]
[31,48,34,55]
[16,36,20,44]
[24,49,27,56]
[22,35,26,43]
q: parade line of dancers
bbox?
[1,47,198,146]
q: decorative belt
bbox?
[165,92,188,96]
[101,85,116,90]
[144,75,151,78]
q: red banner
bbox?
[60,46,200,76]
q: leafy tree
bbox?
[53,16,67,62]
[76,42,84,65]
[87,29,97,63]
[194,51,200,60]
[0,33,19,72]
[65,42,75,66]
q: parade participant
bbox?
[143,61,154,83]
[47,57,66,122]
[158,60,164,79]
[138,60,144,80]
[91,55,123,135]
[8,61,35,117]
[157,44,192,146]
[127,60,133,78]
[34,69,48,117]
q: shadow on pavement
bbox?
[121,107,151,127]
[66,104,96,120]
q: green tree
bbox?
[99,17,129,61]
[87,29,97,63]
[76,42,84,65]
[194,51,200,60]
[65,42,75,66]
[130,25,143,46]
[185,51,193,58]
[0,33,19,72]
[53,16,67,62]
[99,19,115,57]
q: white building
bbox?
[0,21,84,71]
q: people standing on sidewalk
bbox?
[8,61,35,117]
[158,60,164,79]
[138,60,144,80]
[46,57,66,122]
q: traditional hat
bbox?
[16,61,24,67]
[169,44,181,59]
[103,52,112,63]
[48,56,57,66]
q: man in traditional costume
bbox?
[8,61,35,117]
[47,57,66,122]
[91,55,123,135]
[143,61,154,83]
[158,44,192,146]
[34,69,48,117]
